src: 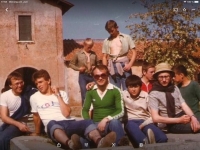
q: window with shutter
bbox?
[18,16,32,41]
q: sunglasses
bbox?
[93,73,108,80]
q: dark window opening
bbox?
[2,67,37,93]
[19,15,32,41]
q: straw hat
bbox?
[153,62,174,79]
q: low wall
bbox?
[11,133,200,150]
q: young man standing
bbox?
[173,65,200,118]
[123,75,167,148]
[82,65,128,146]
[69,38,98,105]
[141,62,155,93]
[30,69,116,150]
[148,62,200,133]
[102,20,137,90]
[0,71,37,150]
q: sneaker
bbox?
[118,136,130,146]
[68,134,82,150]
[97,131,116,148]
[147,129,156,144]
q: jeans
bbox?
[80,119,125,148]
[78,73,94,105]
[125,119,167,148]
[0,125,24,150]
[167,112,200,133]
[47,119,96,143]
[109,62,131,90]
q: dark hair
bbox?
[172,65,188,76]
[7,71,23,85]
[105,20,118,31]
[142,62,155,73]
[91,65,109,76]
[32,69,51,82]
[125,75,142,88]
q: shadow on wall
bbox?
[1,67,38,93]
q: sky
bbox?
[62,0,142,39]
[62,0,200,40]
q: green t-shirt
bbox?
[179,81,200,118]
[82,84,124,122]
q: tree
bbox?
[127,0,200,79]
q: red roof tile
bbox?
[63,39,145,61]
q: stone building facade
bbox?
[0,0,73,91]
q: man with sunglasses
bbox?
[82,64,129,147]
[0,71,37,150]
[148,62,200,133]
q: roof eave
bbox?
[40,0,74,15]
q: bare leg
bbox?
[88,129,116,148]
[53,129,69,145]
[88,129,102,144]
[53,129,82,150]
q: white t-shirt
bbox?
[30,90,74,129]
[0,89,21,117]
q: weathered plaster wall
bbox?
[0,0,64,90]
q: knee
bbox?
[109,119,123,128]
[124,121,135,130]
[110,119,121,125]
[157,134,168,143]
[47,120,57,131]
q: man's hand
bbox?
[97,118,109,132]
[86,82,95,90]
[123,63,132,71]
[178,115,190,124]
[79,66,86,73]
[18,122,30,132]
[51,86,60,95]
[190,116,200,132]
[139,124,144,130]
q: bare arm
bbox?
[31,112,42,135]
[181,102,194,117]
[128,49,137,67]
[102,53,108,66]
[150,108,190,124]
[124,49,137,71]
[181,102,200,132]
[1,106,29,132]
[51,86,71,118]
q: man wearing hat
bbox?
[148,62,200,133]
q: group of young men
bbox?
[1,19,200,150]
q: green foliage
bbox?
[127,0,200,79]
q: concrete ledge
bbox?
[10,136,61,150]
[10,133,200,150]
[166,133,200,142]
